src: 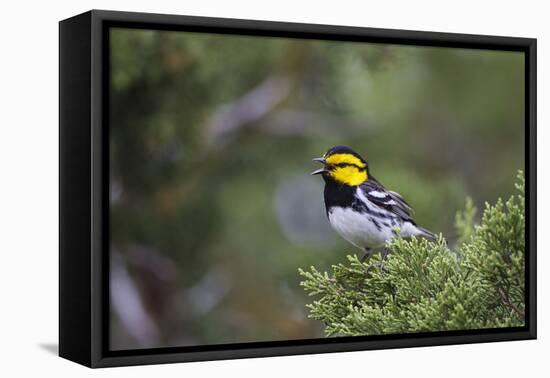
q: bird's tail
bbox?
[415,226,437,241]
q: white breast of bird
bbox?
[327,206,396,250]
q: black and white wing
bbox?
[360,179,414,222]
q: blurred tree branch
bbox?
[207,75,292,145]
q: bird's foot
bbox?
[374,261,387,272]
[360,249,373,263]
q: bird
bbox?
[311,145,436,261]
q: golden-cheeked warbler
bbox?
[311,145,435,261]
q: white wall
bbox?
[0,0,546,376]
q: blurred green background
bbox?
[108,27,525,350]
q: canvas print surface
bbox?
[108,27,525,350]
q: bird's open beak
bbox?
[311,158,328,175]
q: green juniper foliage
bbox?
[299,172,525,336]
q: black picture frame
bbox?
[59,9,537,368]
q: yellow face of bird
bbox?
[312,149,368,186]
